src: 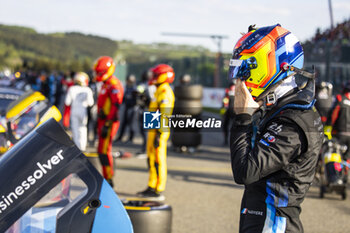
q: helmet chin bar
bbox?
[255,64,315,103]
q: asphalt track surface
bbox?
[86,117,350,233]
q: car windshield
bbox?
[5,174,87,233]
[10,101,48,140]
[0,133,7,154]
[0,99,16,116]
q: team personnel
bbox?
[64,72,94,151]
[325,80,350,159]
[138,64,175,200]
[315,81,333,124]
[135,70,153,155]
[221,79,236,145]
[116,74,137,143]
[229,24,323,232]
[94,56,124,187]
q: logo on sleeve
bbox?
[259,139,270,146]
[241,208,263,216]
[267,135,275,143]
[263,132,276,143]
[267,122,283,134]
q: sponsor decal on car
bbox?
[0,149,64,215]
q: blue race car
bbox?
[0,118,133,233]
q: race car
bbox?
[0,123,8,154]
[0,118,133,232]
[4,90,61,147]
[0,87,23,116]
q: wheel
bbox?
[123,198,172,233]
[174,99,202,116]
[174,85,203,100]
[171,131,201,147]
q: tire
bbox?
[174,99,202,116]
[123,199,172,233]
[174,85,203,100]
[171,131,201,147]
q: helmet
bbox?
[180,74,191,84]
[316,80,333,90]
[228,24,304,99]
[93,56,115,82]
[149,64,175,85]
[74,72,89,86]
[126,74,136,84]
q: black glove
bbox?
[154,131,161,148]
[101,121,111,138]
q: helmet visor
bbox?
[228,59,243,79]
[228,57,257,80]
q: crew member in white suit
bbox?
[65,72,94,151]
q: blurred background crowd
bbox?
[0,17,350,150]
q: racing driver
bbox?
[138,64,175,200]
[229,24,323,232]
[94,56,124,187]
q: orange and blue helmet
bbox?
[228,24,304,99]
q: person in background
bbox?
[135,70,153,155]
[137,64,175,200]
[325,80,350,160]
[54,72,64,108]
[116,74,137,143]
[62,72,75,130]
[87,72,100,146]
[39,72,50,98]
[221,79,236,145]
[229,24,323,232]
[94,56,124,187]
[27,71,40,91]
[315,80,333,124]
[64,72,94,152]
[48,72,57,105]
[61,72,75,91]
[179,74,191,85]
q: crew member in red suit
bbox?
[93,56,124,187]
